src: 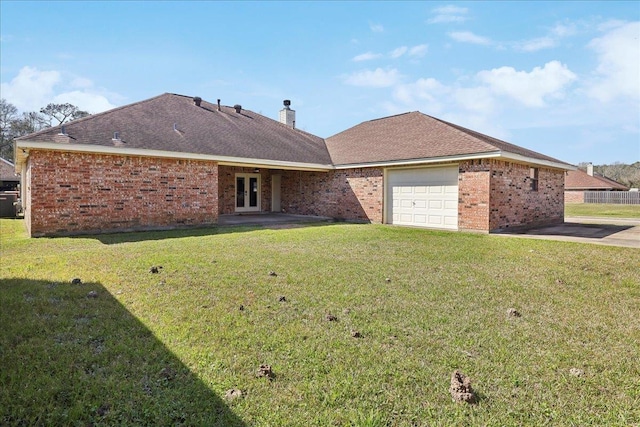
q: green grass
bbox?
[565,203,640,218]
[1,218,639,426]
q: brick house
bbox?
[14,93,573,237]
[565,164,629,203]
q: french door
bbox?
[235,173,260,212]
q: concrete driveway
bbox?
[496,217,640,248]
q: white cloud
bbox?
[369,22,384,33]
[477,60,577,107]
[551,23,577,37]
[586,21,640,102]
[453,86,496,113]
[513,21,579,52]
[390,46,408,59]
[448,31,491,45]
[344,68,402,88]
[428,5,469,24]
[597,19,628,32]
[516,37,556,52]
[71,77,94,89]
[0,66,61,111]
[393,78,448,113]
[352,52,383,62]
[53,91,117,113]
[408,44,428,57]
[0,65,119,114]
[389,45,427,59]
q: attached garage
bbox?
[386,165,459,229]
[14,97,571,237]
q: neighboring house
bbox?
[0,158,20,218]
[14,93,573,237]
[565,164,629,203]
[0,158,20,192]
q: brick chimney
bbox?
[279,100,295,128]
[587,163,594,176]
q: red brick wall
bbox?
[458,161,491,231]
[280,168,384,223]
[458,159,565,232]
[488,160,564,230]
[27,150,219,237]
[564,190,584,203]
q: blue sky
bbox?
[1,1,638,165]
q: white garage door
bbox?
[387,166,459,229]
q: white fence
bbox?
[584,191,640,204]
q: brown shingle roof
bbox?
[17,93,332,166]
[325,111,570,167]
[0,158,19,181]
[17,96,572,170]
[565,169,628,190]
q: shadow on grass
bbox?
[0,278,246,426]
[71,221,336,245]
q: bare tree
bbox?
[11,112,48,137]
[39,103,89,126]
[0,99,51,161]
[0,99,19,161]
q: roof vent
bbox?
[283,99,291,109]
[217,99,221,111]
[59,125,66,135]
[193,96,202,107]
[112,132,125,146]
[233,104,242,113]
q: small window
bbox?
[529,167,539,191]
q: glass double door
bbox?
[235,173,260,212]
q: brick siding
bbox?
[458,161,491,231]
[487,160,564,230]
[26,150,218,237]
[459,159,565,232]
[280,168,384,222]
[25,151,565,237]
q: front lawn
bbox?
[565,203,640,218]
[1,219,639,426]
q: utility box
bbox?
[0,192,18,218]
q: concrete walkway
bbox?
[496,217,640,248]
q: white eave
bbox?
[14,141,574,173]
[14,140,334,172]
[334,151,575,171]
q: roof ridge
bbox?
[429,115,500,147]
[429,114,571,165]
[367,111,417,123]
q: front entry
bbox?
[235,173,261,212]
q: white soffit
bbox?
[14,141,333,172]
